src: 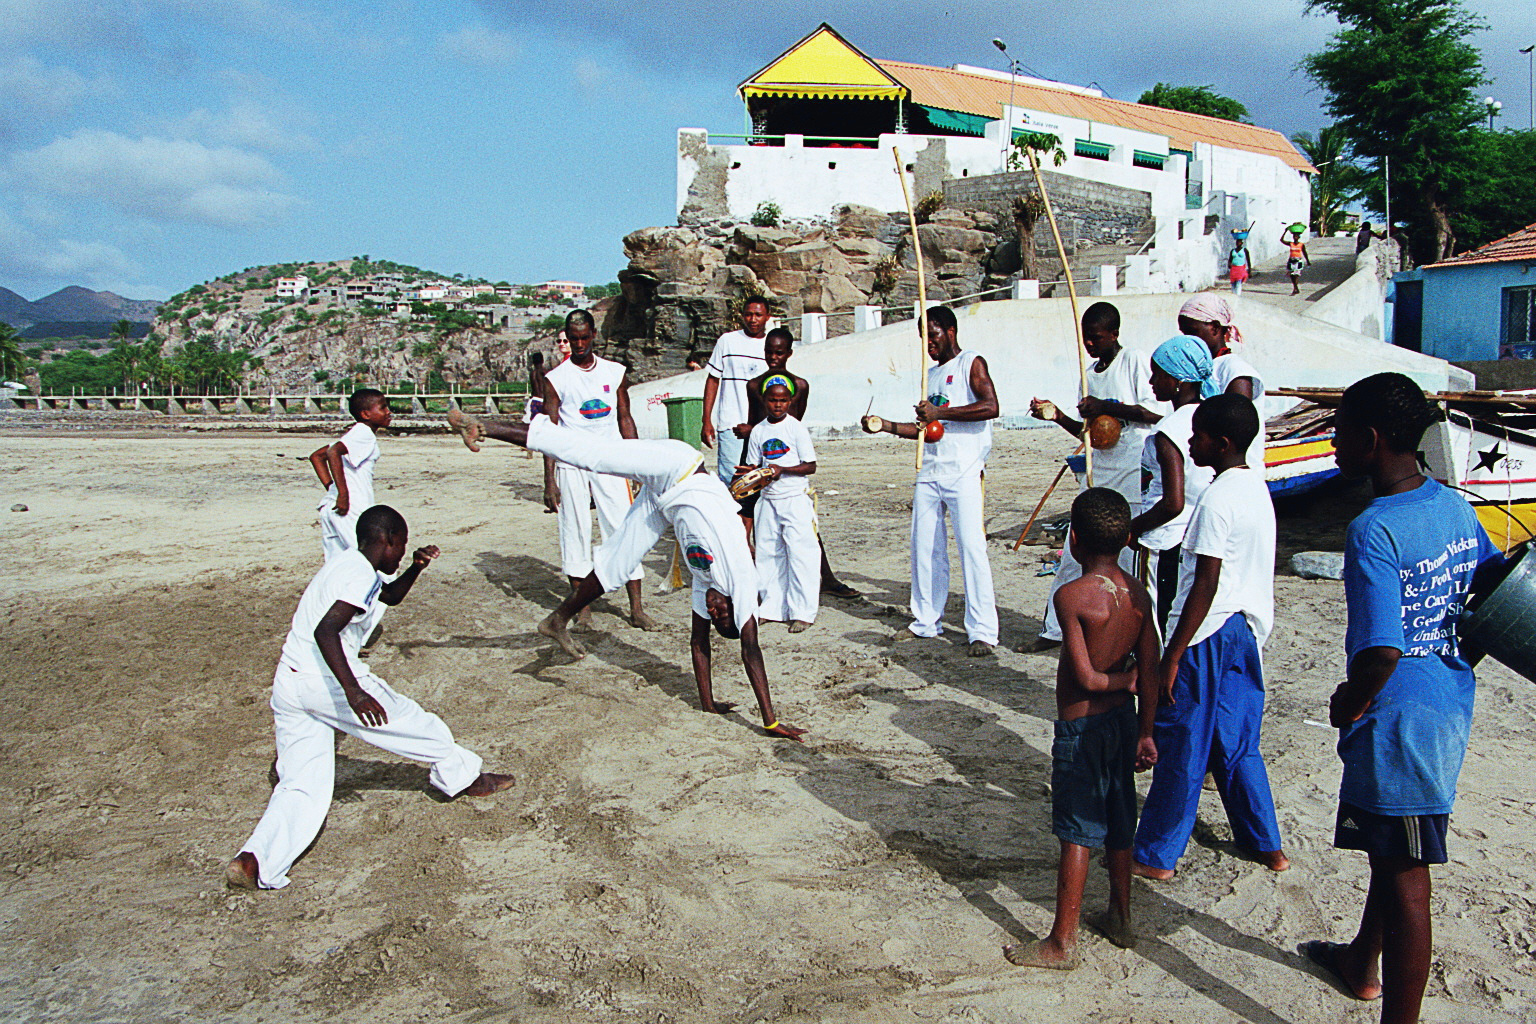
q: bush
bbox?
[313,369,329,382]
[750,200,782,227]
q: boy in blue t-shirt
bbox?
[1305,373,1502,1023]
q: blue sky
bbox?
[1,0,1530,301]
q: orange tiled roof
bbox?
[875,59,1315,174]
[1428,222,1536,268]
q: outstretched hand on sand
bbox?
[447,407,484,452]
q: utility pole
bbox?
[992,39,1020,172]
[1523,45,1534,131]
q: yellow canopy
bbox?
[739,24,906,101]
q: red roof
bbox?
[1428,221,1536,268]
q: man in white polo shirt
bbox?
[542,309,655,630]
[701,296,770,485]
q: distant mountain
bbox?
[0,285,162,329]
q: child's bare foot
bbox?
[1132,861,1175,880]
[765,722,807,742]
[573,607,594,630]
[1003,937,1078,970]
[456,772,515,798]
[447,408,484,452]
[628,609,660,631]
[538,613,586,658]
[1302,940,1382,1000]
[1257,849,1290,872]
[1089,909,1136,949]
[788,620,811,633]
[225,851,259,890]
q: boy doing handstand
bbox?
[227,505,513,890]
[1005,487,1159,969]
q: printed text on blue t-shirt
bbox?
[1398,535,1481,656]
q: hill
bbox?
[0,285,163,329]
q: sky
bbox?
[1,0,1531,301]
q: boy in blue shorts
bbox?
[1303,373,1502,1024]
[1004,488,1159,969]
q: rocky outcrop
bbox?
[604,204,1005,379]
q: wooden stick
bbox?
[894,147,928,472]
[1013,442,1086,550]
[1025,146,1092,486]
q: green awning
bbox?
[1075,138,1113,159]
[919,105,991,136]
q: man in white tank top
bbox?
[864,306,1000,656]
[542,310,657,630]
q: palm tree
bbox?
[1291,126,1369,235]
[0,322,24,381]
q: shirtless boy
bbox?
[1005,487,1159,969]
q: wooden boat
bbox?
[1272,387,1536,551]
[1264,402,1339,498]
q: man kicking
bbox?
[449,409,805,741]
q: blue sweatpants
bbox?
[1133,612,1283,871]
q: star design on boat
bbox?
[1474,445,1507,473]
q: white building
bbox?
[274,275,310,299]
[677,24,1314,293]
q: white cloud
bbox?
[439,25,521,67]
[0,211,140,291]
[0,57,105,124]
[9,130,298,229]
[170,100,318,153]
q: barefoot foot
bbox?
[1302,940,1382,1001]
[1089,909,1136,949]
[788,620,811,634]
[1132,861,1175,881]
[1253,848,1291,872]
[765,722,807,742]
[447,407,484,452]
[538,613,586,658]
[456,772,516,798]
[1003,937,1078,970]
[225,851,259,890]
[573,606,594,631]
[628,609,661,631]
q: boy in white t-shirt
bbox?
[744,377,819,632]
[1132,394,1289,881]
[308,388,392,561]
[226,505,513,891]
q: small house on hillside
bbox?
[1391,222,1536,360]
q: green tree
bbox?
[1290,125,1370,234]
[1137,83,1250,122]
[1301,0,1488,264]
[1450,129,1536,252]
[0,322,24,380]
[110,319,132,346]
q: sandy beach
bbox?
[1,426,1533,1023]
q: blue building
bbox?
[1391,222,1536,361]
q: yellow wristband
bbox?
[764,720,779,731]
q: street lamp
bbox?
[1484,95,1502,131]
[1522,45,1534,131]
[993,38,1020,171]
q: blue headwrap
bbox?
[1151,335,1213,390]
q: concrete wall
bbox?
[942,169,1152,246]
[623,291,1471,439]
[1403,261,1534,362]
[1305,249,1389,340]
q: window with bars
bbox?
[1503,286,1536,358]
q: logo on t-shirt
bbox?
[763,438,790,460]
[928,393,950,408]
[685,544,714,571]
[945,375,954,385]
[578,398,612,419]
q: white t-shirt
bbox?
[279,549,385,677]
[747,414,816,498]
[321,421,380,514]
[1081,347,1166,501]
[1138,402,1216,552]
[1211,352,1266,471]
[919,350,991,485]
[545,355,626,441]
[656,475,761,630]
[1168,466,1275,649]
[705,330,769,430]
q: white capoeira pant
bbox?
[239,665,483,889]
[527,417,705,592]
[555,464,643,581]
[755,492,819,623]
[910,470,998,644]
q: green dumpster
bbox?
[662,396,704,449]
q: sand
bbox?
[1,426,1533,1023]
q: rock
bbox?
[830,237,887,262]
[928,209,974,227]
[1292,551,1346,580]
[800,274,864,314]
[10,504,26,512]
[730,225,797,256]
[834,204,888,237]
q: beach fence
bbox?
[0,388,529,419]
